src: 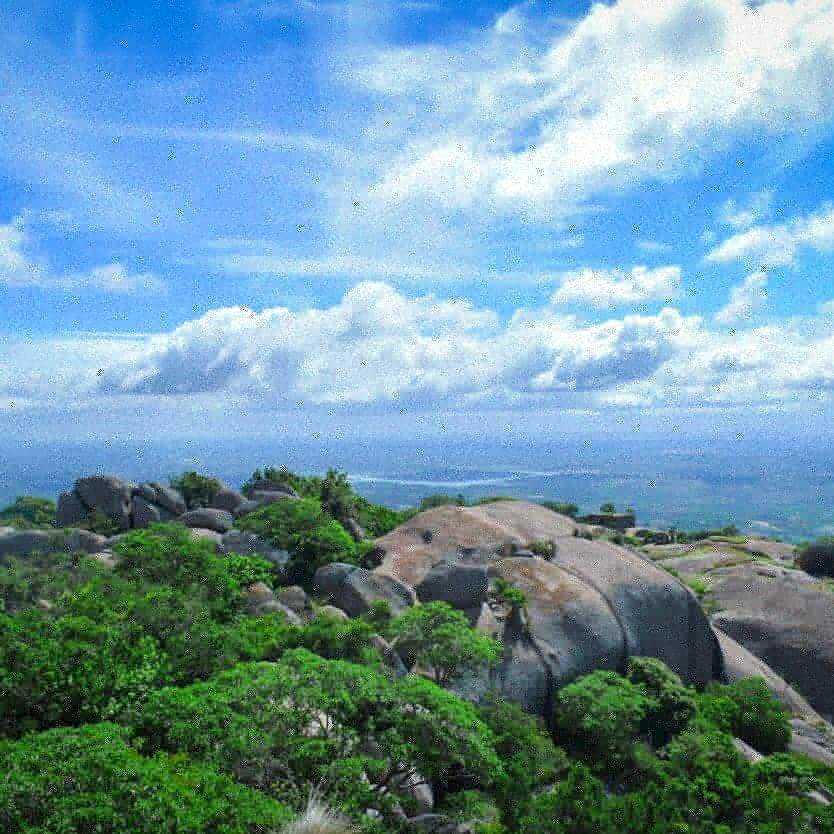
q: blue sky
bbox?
[2,0,834,442]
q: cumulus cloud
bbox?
[355,0,834,221]
[706,203,834,268]
[715,271,769,324]
[94,281,698,407]
[0,216,165,294]
[550,266,682,309]
[719,190,774,231]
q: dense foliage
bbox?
[168,471,222,509]
[797,538,834,578]
[0,496,56,529]
[0,476,832,834]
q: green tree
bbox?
[553,670,653,776]
[541,501,579,518]
[0,495,56,529]
[797,537,834,577]
[389,601,502,687]
[0,722,291,834]
[168,471,222,509]
[419,493,468,511]
[626,656,696,746]
[600,502,617,514]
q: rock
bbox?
[375,502,720,718]
[315,604,350,621]
[246,480,299,498]
[372,633,409,678]
[232,500,261,518]
[313,563,416,618]
[250,490,300,507]
[407,814,457,833]
[344,518,366,542]
[243,582,301,623]
[710,563,834,719]
[131,496,163,529]
[0,529,53,559]
[188,528,224,547]
[91,551,119,569]
[219,530,290,574]
[789,733,834,767]
[275,585,309,614]
[179,508,234,533]
[210,486,245,512]
[715,628,823,721]
[416,560,488,609]
[144,482,187,516]
[74,475,135,531]
[62,529,108,554]
[392,772,433,816]
[55,490,87,527]
[733,737,764,764]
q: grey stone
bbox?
[344,518,366,541]
[210,486,246,512]
[313,563,416,618]
[246,480,299,498]
[275,585,309,613]
[179,508,234,533]
[244,582,301,623]
[0,529,53,559]
[219,529,290,574]
[55,490,87,527]
[250,490,300,507]
[316,604,350,621]
[62,529,108,554]
[416,561,488,609]
[131,496,163,529]
[74,475,135,531]
[372,633,409,678]
[189,528,224,547]
[145,482,187,516]
[232,499,261,518]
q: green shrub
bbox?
[626,656,696,746]
[753,753,818,796]
[721,677,791,754]
[419,493,468,511]
[0,722,291,834]
[236,499,358,585]
[491,577,528,611]
[541,501,579,518]
[797,537,834,577]
[76,508,119,535]
[553,670,653,775]
[0,495,56,529]
[389,601,502,686]
[168,471,222,509]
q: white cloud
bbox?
[706,202,834,268]
[354,0,834,221]
[550,266,682,308]
[0,216,165,294]
[719,190,774,230]
[819,299,834,315]
[715,271,768,324]
[636,240,671,253]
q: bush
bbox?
[626,656,696,746]
[0,722,291,834]
[419,493,468,511]
[0,495,56,529]
[797,537,834,577]
[721,677,791,754]
[541,501,579,518]
[389,601,502,687]
[114,524,273,615]
[491,577,527,611]
[168,471,222,509]
[553,670,653,775]
[236,499,358,585]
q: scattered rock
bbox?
[315,604,350,621]
[243,582,301,623]
[179,508,234,533]
[313,563,416,618]
[0,528,108,560]
[275,585,309,614]
[249,490,300,507]
[344,518,366,542]
[209,486,246,512]
[219,529,290,574]
[415,560,488,609]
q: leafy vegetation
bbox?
[0,495,56,529]
[797,538,834,578]
[168,471,222,509]
[541,500,579,518]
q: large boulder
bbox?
[74,475,135,531]
[209,486,246,513]
[374,501,720,718]
[313,563,416,618]
[415,560,489,609]
[709,563,834,720]
[0,528,110,560]
[139,482,187,516]
[132,495,165,529]
[55,490,87,527]
[178,508,234,533]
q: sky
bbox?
[2,0,834,446]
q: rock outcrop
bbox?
[373,501,721,718]
[179,508,235,533]
[709,562,834,720]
